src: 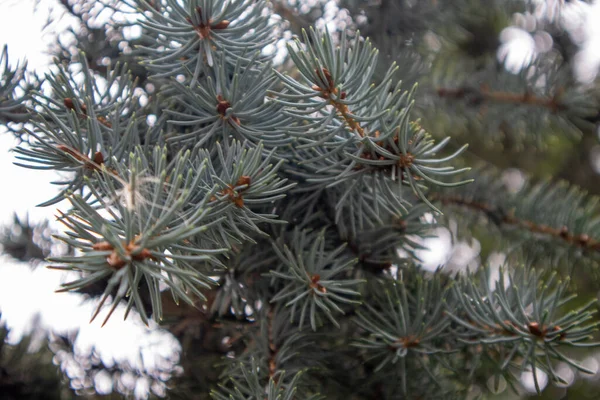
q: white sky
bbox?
[1,0,600,397]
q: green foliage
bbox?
[354,276,452,394]
[275,29,470,213]
[3,0,600,399]
[212,359,320,400]
[0,46,31,127]
[48,146,227,325]
[432,166,600,271]
[13,60,145,206]
[167,55,290,148]
[449,266,599,391]
[0,319,65,399]
[270,229,361,330]
[136,0,273,82]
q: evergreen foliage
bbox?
[2,0,600,399]
[0,321,64,399]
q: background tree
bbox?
[2,0,600,399]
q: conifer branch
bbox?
[311,67,365,137]
[5,1,600,397]
[436,86,566,113]
[434,194,600,253]
[431,168,600,261]
[0,45,36,127]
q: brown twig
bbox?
[436,86,566,114]
[56,144,105,171]
[267,306,278,380]
[313,68,365,137]
[344,216,408,271]
[347,240,393,271]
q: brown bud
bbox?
[57,145,87,163]
[396,218,407,231]
[551,325,567,340]
[233,196,244,208]
[578,234,590,245]
[64,98,75,110]
[92,151,105,166]
[93,241,113,251]
[398,153,415,168]
[212,20,230,30]
[236,175,251,187]
[216,95,231,116]
[131,247,153,261]
[64,98,87,114]
[528,322,545,337]
[107,251,126,270]
[97,116,112,128]
[322,68,333,88]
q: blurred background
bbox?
[2,0,600,398]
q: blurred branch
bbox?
[433,194,600,253]
[0,214,51,262]
[57,0,83,21]
[436,86,566,113]
[271,0,311,36]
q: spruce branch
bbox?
[166,55,290,149]
[428,57,600,143]
[437,194,600,253]
[340,203,433,269]
[354,275,453,396]
[269,229,362,331]
[13,58,144,206]
[48,146,228,325]
[33,57,141,137]
[0,45,33,126]
[431,168,600,259]
[0,214,54,261]
[210,239,280,319]
[189,141,295,248]
[217,306,323,396]
[212,357,321,400]
[275,28,471,216]
[14,110,118,206]
[270,0,311,36]
[0,318,64,398]
[447,265,600,393]
[6,1,600,398]
[135,0,273,83]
